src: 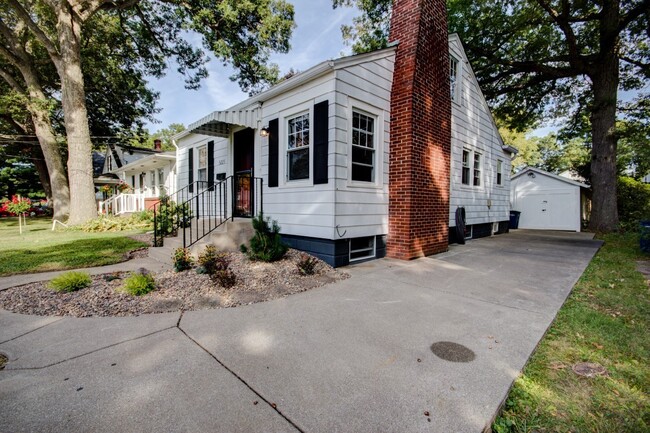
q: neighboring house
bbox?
[642,173,650,184]
[171,26,514,266]
[511,167,590,232]
[98,140,177,214]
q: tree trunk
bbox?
[588,1,620,232]
[19,68,71,221]
[31,144,53,202]
[29,103,71,220]
[56,4,97,224]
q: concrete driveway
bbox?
[0,230,602,432]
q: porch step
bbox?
[152,219,254,258]
[207,219,254,252]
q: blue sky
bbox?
[145,1,357,131]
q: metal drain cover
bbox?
[430,341,476,362]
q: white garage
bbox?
[511,167,589,232]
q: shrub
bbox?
[197,245,229,275]
[296,253,319,275]
[197,245,236,286]
[617,177,650,230]
[173,247,193,272]
[214,270,237,288]
[240,213,288,262]
[77,213,153,232]
[121,272,156,296]
[49,271,92,292]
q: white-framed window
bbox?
[450,55,460,102]
[350,236,376,262]
[461,149,482,187]
[197,145,207,182]
[107,154,113,171]
[351,110,376,182]
[286,113,310,181]
[149,170,156,189]
[158,168,164,186]
[473,152,482,186]
[461,149,471,185]
[496,159,503,186]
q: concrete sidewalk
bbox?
[0,230,602,432]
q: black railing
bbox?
[153,175,263,249]
[152,181,209,247]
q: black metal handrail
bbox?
[181,175,263,249]
[152,181,209,247]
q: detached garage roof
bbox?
[512,167,590,189]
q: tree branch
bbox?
[0,67,27,94]
[621,55,650,69]
[619,0,650,32]
[534,0,583,70]
[6,0,59,60]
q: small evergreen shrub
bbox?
[297,253,318,275]
[173,247,193,272]
[49,271,92,292]
[240,213,288,262]
[121,273,156,296]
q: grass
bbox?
[0,217,148,276]
[493,232,650,433]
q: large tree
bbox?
[2,0,294,224]
[334,0,650,231]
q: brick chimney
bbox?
[153,139,162,152]
[387,0,451,260]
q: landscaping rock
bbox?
[0,250,348,317]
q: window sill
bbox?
[346,180,383,190]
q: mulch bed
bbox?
[0,250,349,317]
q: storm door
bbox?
[233,128,255,217]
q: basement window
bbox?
[350,236,376,262]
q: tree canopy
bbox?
[1,0,295,223]
[334,0,650,231]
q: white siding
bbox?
[448,35,513,228]
[260,73,337,239]
[331,54,394,239]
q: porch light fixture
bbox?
[260,126,270,137]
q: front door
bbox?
[233,129,254,217]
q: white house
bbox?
[511,167,590,232]
[98,141,177,215]
[170,31,515,266]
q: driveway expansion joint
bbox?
[176,325,304,433]
[0,318,65,345]
[5,326,176,371]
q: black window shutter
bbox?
[268,118,279,187]
[313,100,329,184]
[207,140,214,187]
[188,148,194,193]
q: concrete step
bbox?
[150,218,253,259]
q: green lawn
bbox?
[0,217,148,276]
[493,233,650,432]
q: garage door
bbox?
[517,190,578,231]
